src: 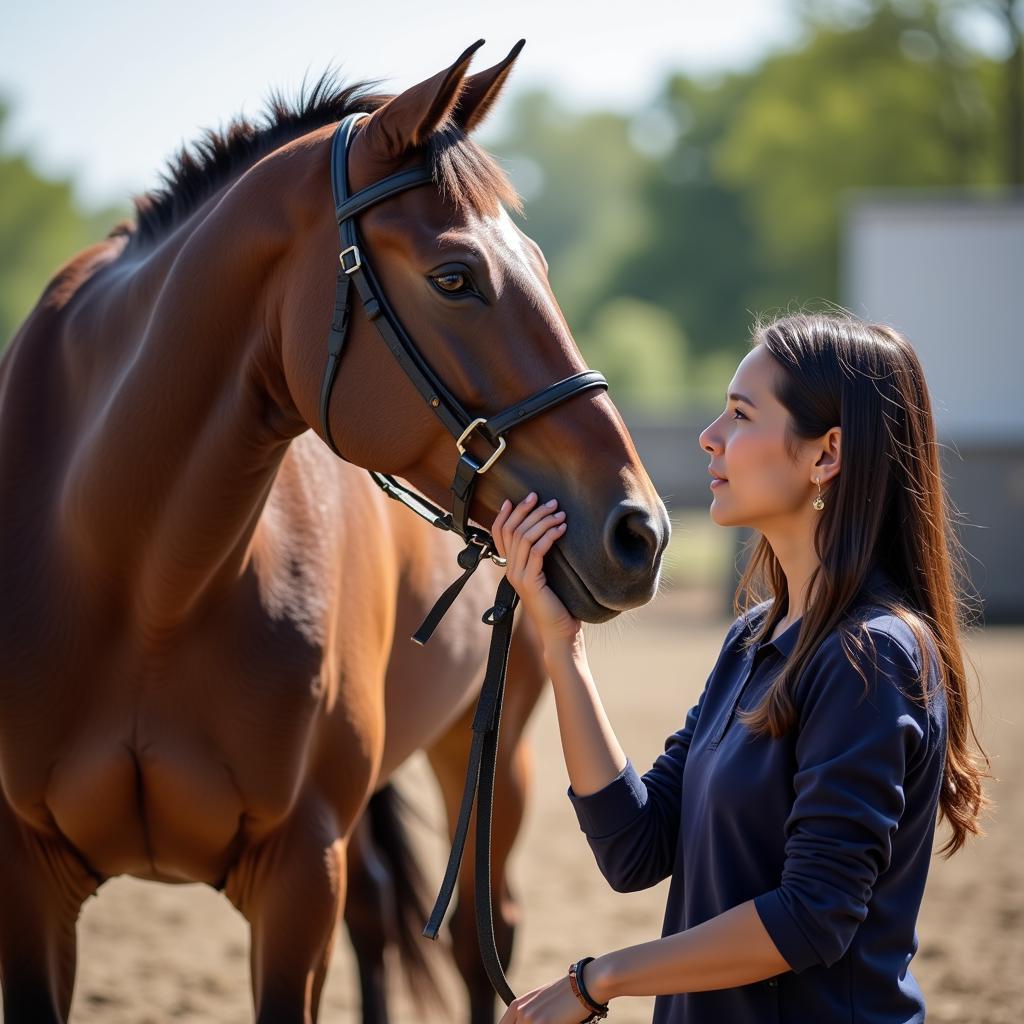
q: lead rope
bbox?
[422,575,520,1007]
[370,469,520,1005]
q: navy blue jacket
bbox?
[568,586,947,1023]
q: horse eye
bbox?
[432,271,468,294]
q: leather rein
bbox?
[320,113,608,1005]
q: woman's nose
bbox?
[698,419,721,454]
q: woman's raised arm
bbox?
[493,492,628,796]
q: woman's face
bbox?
[698,344,816,531]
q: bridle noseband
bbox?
[319,113,608,1006]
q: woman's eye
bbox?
[731,408,747,420]
[432,271,469,294]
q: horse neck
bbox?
[62,149,316,637]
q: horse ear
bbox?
[360,40,484,163]
[453,39,525,133]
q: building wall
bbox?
[842,191,1024,622]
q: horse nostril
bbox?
[604,503,661,572]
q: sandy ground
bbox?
[10,587,1020,1023]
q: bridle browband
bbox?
[319,113,608,1006]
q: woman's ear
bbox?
[813,426,842,484]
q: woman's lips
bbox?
[710,478,728,489]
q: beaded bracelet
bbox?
[567,956,610,1021]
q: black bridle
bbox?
[320,113,608,1006]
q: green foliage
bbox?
[713,0,1003,306]
[577,298,689,414]
[0,102,124,349]
[491,0,1010,405]
[492,91,657,325]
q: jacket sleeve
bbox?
[753,625,933,971]
[566,616,747,893]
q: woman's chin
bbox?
[709,500,731,526]
[709,500,744,529]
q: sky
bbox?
[2,1,1010,212]
[1,0,808,210]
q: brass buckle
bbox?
[456,417,506,475]
[339,245,362,274]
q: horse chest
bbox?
[0,579,378,883]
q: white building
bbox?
[843,191,1024,622]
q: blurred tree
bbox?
[999,0,1024,184]
[491,0,1008,402]
[795,0,1021,183]
[685,0,1005,342]
[490,91,655,329]
[0,100,122,351]
[939,0,1023,183]
[611,74,764,362]
[577,297,690,414]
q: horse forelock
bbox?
[120,69,521,249]
[427,124,522,219]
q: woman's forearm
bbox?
[586,900,790,1003]
[543,635,628,797]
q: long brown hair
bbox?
[735,311,988,856]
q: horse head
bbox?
[282,42,670,623]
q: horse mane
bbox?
[118,69,520,247]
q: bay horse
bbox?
[0,40,669,1023]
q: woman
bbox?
[492,312,987,1023]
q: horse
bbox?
[0,39,669,1023]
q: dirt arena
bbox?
[15,587,1020,1023]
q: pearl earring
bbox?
[812,478,825,511]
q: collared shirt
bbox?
[568,580,947,1023]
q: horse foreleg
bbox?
[427,616,546,1024]
[343,814,393,1024]
[0,800,98,1023]
[225,793,346,1024]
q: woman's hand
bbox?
[492,493,582,649]
[498,974,594,1024]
